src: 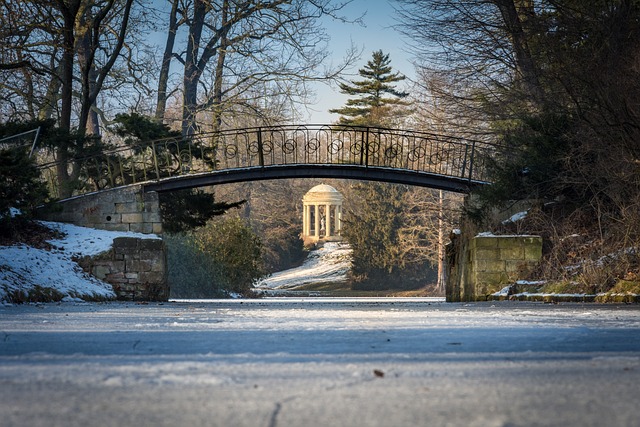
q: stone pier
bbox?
[447,233,543,301]
[76,237,168,301]
[38,184,168,301]
[38,184,162,234]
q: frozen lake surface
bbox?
[1,299,640,426]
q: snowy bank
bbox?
[0,222,159,303]
[256,242,352,290]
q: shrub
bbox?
[166,217,267,298]
[165,233,227,299]
[0,147,49,240]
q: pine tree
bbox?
[329,50,409,126]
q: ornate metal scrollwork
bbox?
[224,143,238,159]
[350,142,364,157]
[329,139,342,155]
[408,146,427,162]
[283,138,297,154]
[306,138,320,152]
[262,139,274,154]
[384,144,401,160]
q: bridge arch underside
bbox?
[142,164,487,194]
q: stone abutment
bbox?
[38,185,168,301]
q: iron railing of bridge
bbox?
[37,124,498,198]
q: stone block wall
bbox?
[469,235,542,298]
[38,185,162,234]
[446,229,543,301]
[77,237,168,301]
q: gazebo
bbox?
[302,184,343,243]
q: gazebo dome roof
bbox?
[303,184,343,203]
[307,184,339,193]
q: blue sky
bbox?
[308,0,414,123]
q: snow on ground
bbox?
[502,210,528,224]
[0,222,160,303]
[256,242,352,290]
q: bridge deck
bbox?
[142,164,487,193]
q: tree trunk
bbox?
[436,189,446,295]
[494,0,545,105]
[76,14,100,136]
[38,63,63,121]
[55,0,81,198]
[58,0,79,132]
[155,0,180,123]
[210,0,229,134]
[182,0,207,136]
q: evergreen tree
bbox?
[160,189,245,234]
[330,50,409,126]
[0,147,49,240]
[342,182,435,290]
[195,216,266,293]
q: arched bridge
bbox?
[34,124,500,300]
[39,124,497,198]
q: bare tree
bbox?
[0,0,154,127]
[0,1,60,121]
[394,0,548,123]
[153,0,359,135]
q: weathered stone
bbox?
[525,244,543,260]
[140,239,163,251]
[65,234,168,301]
[93,265,111,280]
[505,260,529,273]
[139,271,164,283]
[448,231,543,302]
[114,237,140,249]
[128,223,145,234]
[115,202,142,214]
[100,223,129,232]
[472,236,499,248]
[128,260,152,272]
[123,252,140,261]
[36,184,161,236]
[475,248,500,260]
[106,275,128,284]
[476,259,505,273]
[121,213,144,224]
[143,211,162,223]
[500,246,525,260]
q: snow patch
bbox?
[256,242,352,290]
[0,222,160,302]
[41,221,160,256]
[503,210,528,224]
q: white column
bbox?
[302,204,308,237]
[325,204,332,237]
[335,205,341,235]
[314,204,320,238]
